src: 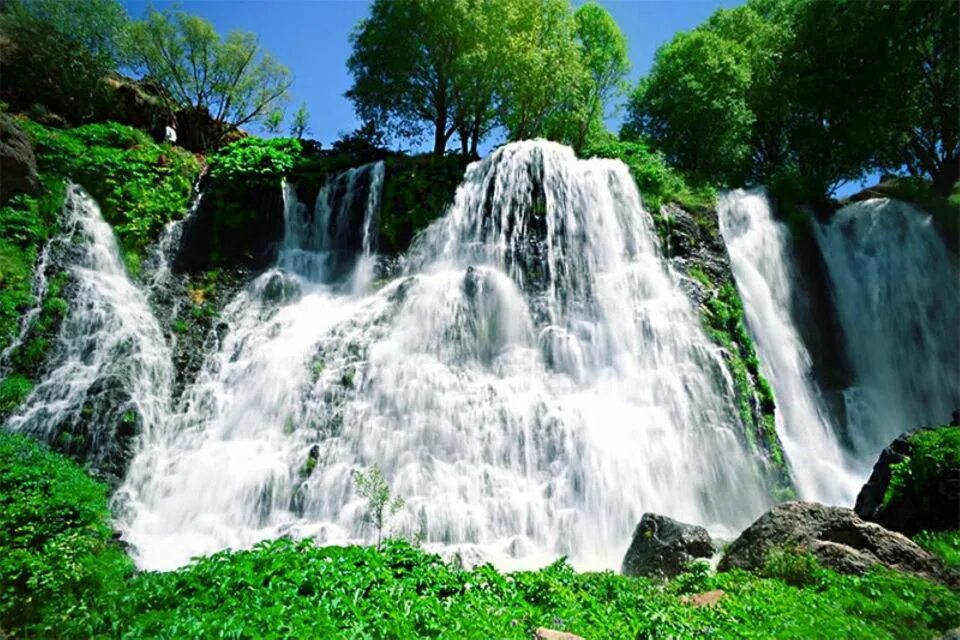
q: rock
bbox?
[854,425,960,536]
[0,112,39,203]
[621,513,716,579]
[680,589,725,608]
[718,501,956,586]
[533,629,584,640]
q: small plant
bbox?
[762,547,822,587]
[353,464,404,549]
[915,530,960,568]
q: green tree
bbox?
[289,103,311,139]
[127,8,292,149]
[561,2,629,152]
[897,0,958,195]
[264,109,284,135]
[0,0,129,122]
[353,464,404,549]
[623,29,754,185]
[347,0,468,155]
[495,0,585,141]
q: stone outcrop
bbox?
[621,513,716,579]
[855,424,960,536]
[719,501,956,586]
[0,112,39,203]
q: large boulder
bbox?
[855,424,960,536]
[0,112,39,203]
[718,501,955,586]
[621,513,716,579]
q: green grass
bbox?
[915,530,960,569]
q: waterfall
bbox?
[718,189,861,504]
[5,185,173,476]
[815,198,960,457]
[118,141,772,571]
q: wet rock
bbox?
[719,501,957,586]
[262,272,301,305]
[854,425,960,536]
[621,513,716,579]
[0,112,39,203]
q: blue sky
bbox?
[121,0,740,145]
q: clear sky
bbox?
[121,0,741,146]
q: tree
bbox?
[495,0,585,141]
[353,465,404,549]
[565,2,629,152]
[289,103,311,139]
[127,8,292,149]
[264,109,284,134]
[347,0,468,156]
[0,0,129,122]
[898,0,959,195]
[623,29,754,185]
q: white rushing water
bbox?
[118,142,772,571]
[6,185,173,472]
[815,198,960,458]
[718,189,861,505]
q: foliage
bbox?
[624,0,959,199]
[354,464,405,549]
[127,7,292,149]
[623,28,753,185]
[23,119,201,276]
[208,137,303,187]
[289,103,311,139]
[0,0,129,123]
[0,433,132,636]
[53,538,960,639]
[883,426,960,507]
[915,530,960,569]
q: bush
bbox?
[208,137,303,187]
[22,118,201,276]
[0,433,132,636]
[884,426,960,507]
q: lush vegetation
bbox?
[916,530,960,569]
[884,426,960,507]
[0,433,132,636]
[23,119,202,275]
[624,0,958,200]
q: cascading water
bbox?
[5,185,173,475]
[718,189,861,504]
[118,142,773,571]
[815,198,960,457]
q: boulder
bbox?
[621,513,716,579]
[718,501,955,586]
[0,112,39,203]
[855,425,960,536]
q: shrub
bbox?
[0,433,132,636]
[915,530,960,568]
[208,137,303,187]
[884,426,960,507]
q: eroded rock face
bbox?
[0,112,39,203]
[621,513,716,579]
[855,425,960,536]
[718,501,955,586]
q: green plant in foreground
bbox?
[354,464,404,549]
[0,433,132,636]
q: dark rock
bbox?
[718,501,956,586]
[855,425,960,536]
[261,272,301,305]
[621,513,716,579]
[0,112,39,203]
